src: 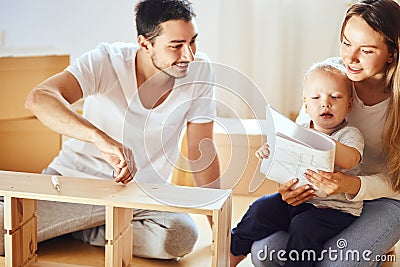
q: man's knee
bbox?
[163,214,199,258]
[132,211,198,259]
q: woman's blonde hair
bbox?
[341,0,400,191]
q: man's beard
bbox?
[151,57,188,79]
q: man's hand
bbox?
[94,131,136,184]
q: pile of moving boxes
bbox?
[0,50,69,174]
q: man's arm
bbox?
[186,121,220,189]
[186,121,220,227]
[26,70,94,141]
[25,70,134,183]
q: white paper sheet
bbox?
[259,104,336,197]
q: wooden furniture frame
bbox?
[0,171,232,267]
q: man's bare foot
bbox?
[230,253,246,267]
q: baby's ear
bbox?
[303,98,309,114]
[347,97,354,112]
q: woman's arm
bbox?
[349,173,400,201]
[304,169,360,196]
[304,169,400,200]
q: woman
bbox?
[250,0,400,266]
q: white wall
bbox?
[0,0,136,60]
[0,0,219,62]
[0,0,351,118]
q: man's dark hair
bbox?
[135,0,196,42]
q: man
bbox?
[23,0,220,259]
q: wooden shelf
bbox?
[0,171,232,267]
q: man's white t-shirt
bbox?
[49,42,216,183]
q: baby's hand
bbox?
[255,143,270,159]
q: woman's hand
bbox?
[304,169,361,196]
[278,178,315,206]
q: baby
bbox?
[230,58,364,266]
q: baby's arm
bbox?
[333,140,361,169]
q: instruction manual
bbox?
[260,104,336,197]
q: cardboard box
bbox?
[0,50,68,172]
[172,118,279,196]
[214,118,279,196]
[0,118,61,173]
[0,50,69,120]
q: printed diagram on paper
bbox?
[259,105,336,197]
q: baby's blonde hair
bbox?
[303,57,352,97]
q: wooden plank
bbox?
[105,227,132,267]
[0,171,230,214]
[4,197,36,231]
[33,261,92,267]
[4,196,38,267]
[22,216,38,264]
[105,206,132,267]
[211,194,232,267]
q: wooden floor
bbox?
[1,195,398,267]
